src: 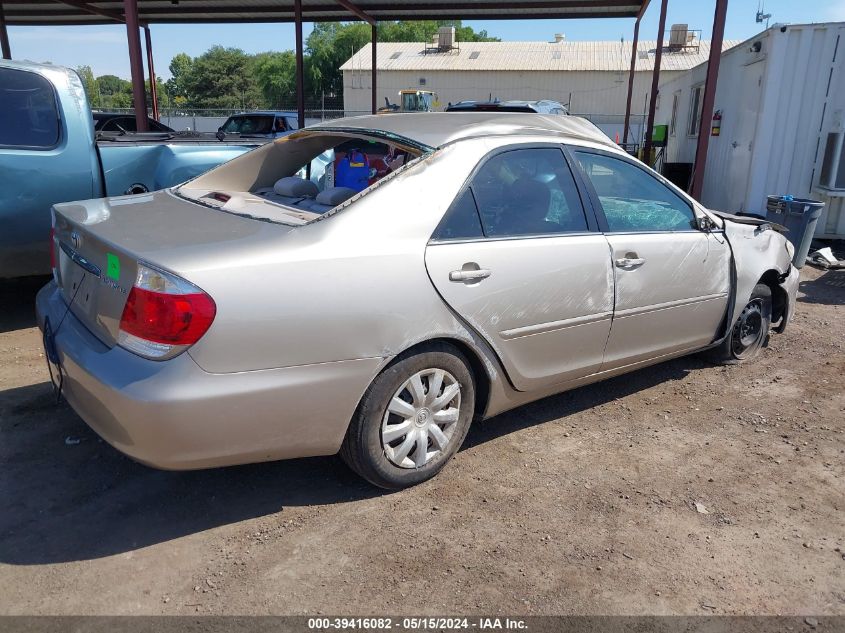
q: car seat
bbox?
[503,178,555,234]
[256,176,319,207]
[304,187,358,214]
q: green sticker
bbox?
[106,253,120,280]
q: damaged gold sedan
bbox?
[37,113,799,489]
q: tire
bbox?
[340,343,475,489]
[709,283,772,365]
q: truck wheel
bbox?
[710,283,772,364]
[340,343,475,490]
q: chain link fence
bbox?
[98,106,647,140]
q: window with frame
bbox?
[573,151,696,232]
[468,148,588,238]
[669,91,680,136]
[432,189,485,240]
[687,84,704,137]
[0,67,60,149]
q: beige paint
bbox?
[344,69,689,118]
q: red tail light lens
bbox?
[120,287,215,345]
[118,263,216,359]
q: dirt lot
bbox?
[0,267,843,616]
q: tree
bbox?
[96,74,129,96]
[179,46,261,109]
[165,52,194,103]
[110,92,132,109]
[253,51,298,108]
[95,74,132,110]
[76,65,102,109]
[307,22,371,96]
[145,77,171,110]
[378,21,497,43]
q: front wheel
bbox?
[710,283,772,364]
[340,343,475,489]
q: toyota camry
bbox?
[37,113,799,489]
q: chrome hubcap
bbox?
[381,368,462,469]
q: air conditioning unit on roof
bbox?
[437,26,456,50]
[669,24,689,49]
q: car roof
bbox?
[447,99,565,112]
[229,111,297,117]
[309,112,613,150]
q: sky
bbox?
[6,0,845,80]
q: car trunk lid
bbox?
[52,189,293,347]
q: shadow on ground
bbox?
[0,352,696,566]
[0,276,49,334]
[798,267,845,305]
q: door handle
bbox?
[449,268,491,282]
[615,257,646,268]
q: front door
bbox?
[570,149,731,369]
[425,146,614,392]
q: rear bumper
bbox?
[36,281,383,470]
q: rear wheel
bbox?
[710,283,772,364]
[340,343,475,489]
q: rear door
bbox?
[425,145,614,392]
[569,148,730,369]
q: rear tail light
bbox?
[118,263,216,359]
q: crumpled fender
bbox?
[723,219,794,328]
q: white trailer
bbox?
[656,22,845,238]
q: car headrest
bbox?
[315,187,357,207]
[274,177,319,198]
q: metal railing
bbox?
[94,107,371,132]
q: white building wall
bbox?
[656,23,845,237]
[343,69,687,140]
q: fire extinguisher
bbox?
[711,109,722,136]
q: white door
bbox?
[726,62,764,212]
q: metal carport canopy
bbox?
[0,0,729,200]
[2,1,647,25]
[0,0,650,132]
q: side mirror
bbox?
[697,216,715,232]
[216,130,226,141]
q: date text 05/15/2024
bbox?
[307,617,528,630]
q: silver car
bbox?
[36,113,800,489]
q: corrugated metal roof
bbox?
[2,0,647,26]
[341,39,740,73]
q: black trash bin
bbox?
[765,196,825,268]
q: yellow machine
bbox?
[378,90,439,113]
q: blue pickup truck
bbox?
[0,59,265,278]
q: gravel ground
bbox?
[0,267,842,616]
